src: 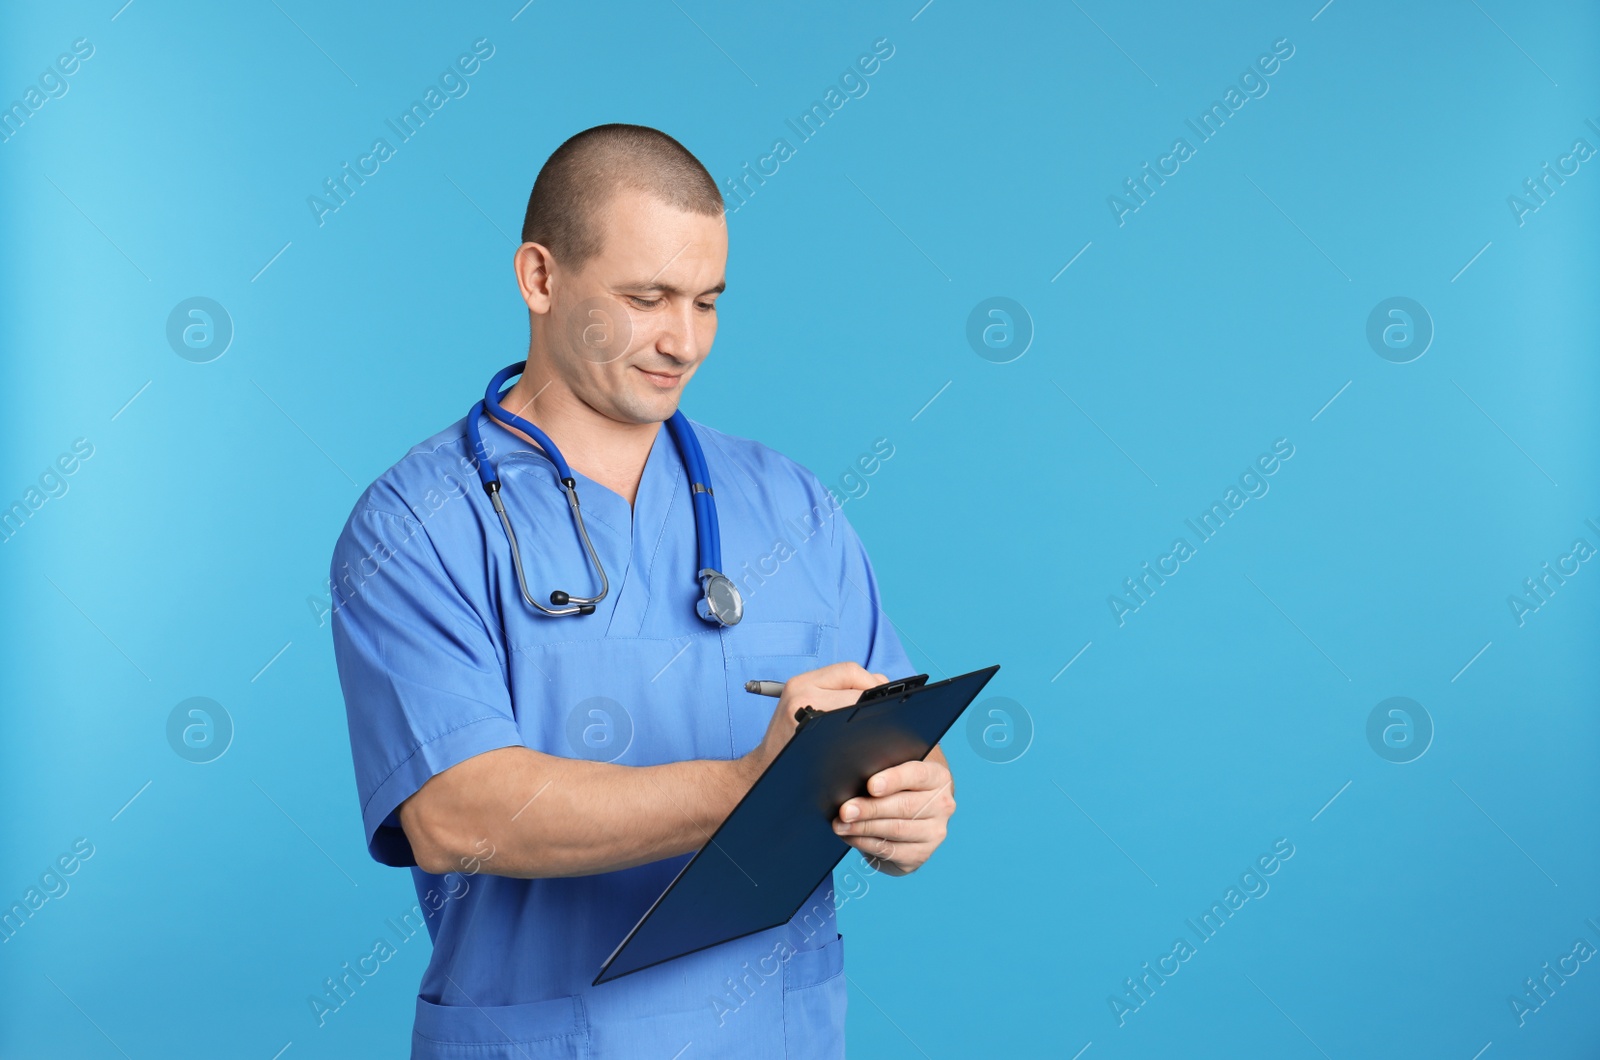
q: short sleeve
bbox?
[830,502,915,680]
[329,506,525,866]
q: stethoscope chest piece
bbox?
[699,571,743,627]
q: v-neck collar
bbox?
[479,412,672,529]
[476,411,687,636]
[608,420,681,631]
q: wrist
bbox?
[729,750,762,795]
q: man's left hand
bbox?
[832,750,954,876]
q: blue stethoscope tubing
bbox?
[464,361,742,624]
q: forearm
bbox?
[402,745,754,878]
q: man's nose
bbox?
[653,301,702,362]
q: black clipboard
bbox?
[593,664,1001,985]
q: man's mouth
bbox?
[635,366,683,387]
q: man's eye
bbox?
[629,296,660,308]
[697,302,716,312]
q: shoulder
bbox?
[690,419,841,539]
[330,416,488,575]
[341,415,482,526]
[690,419,829,500]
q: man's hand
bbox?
[832,749,955,876]
[740,662,888,784]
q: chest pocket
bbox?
[720,620,838,760]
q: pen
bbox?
[747,679,820,726]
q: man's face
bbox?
[538,186,728,426]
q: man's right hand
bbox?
[739,662,887,785]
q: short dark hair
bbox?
[520,124,723,273]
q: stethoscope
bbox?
[464,361,744,626]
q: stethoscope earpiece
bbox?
[465,361,740,626]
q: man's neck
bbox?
[488,370,658,509]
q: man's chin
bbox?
[610,388,680,426]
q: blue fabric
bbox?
[329,411,912,1059]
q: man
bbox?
[329,123,955,1058]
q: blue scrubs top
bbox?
[329,409,912,1059]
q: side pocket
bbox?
[781,932,846,1059]
[412,993,589,1059]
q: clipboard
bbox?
[594,664,1001,985]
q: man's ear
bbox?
[515,241,556,314]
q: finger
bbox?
[804,661,878,690]
[842,834,901,863]
[865,758,950,798]
[839,787,955,823]
[847,835,934,875]
[792,665,893,715]
[903,780,956,822]
[836,812,944,842]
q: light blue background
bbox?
[3,1,1598,1056]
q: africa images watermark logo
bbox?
[1109,838,1296,1026]
[305,39,496,227]
[720,37,896,215]
[1107,38,1296,227]
[1108,439,1295,626]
